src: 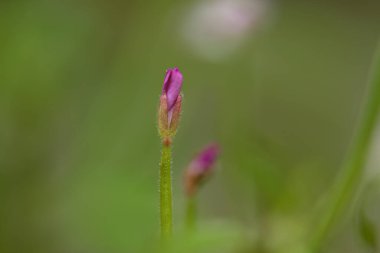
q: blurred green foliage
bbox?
[0,0,379,252]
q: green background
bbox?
[0,0,379,252]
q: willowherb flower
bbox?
[184,143,220,196]
[158,67,183,139]
[158,67,183,240]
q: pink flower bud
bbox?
[184,143,220,196]
[158,68,183,139]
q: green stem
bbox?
[186,196,196,232]
[160,142,172,241]
[311,44,380,252]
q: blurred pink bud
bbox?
[184,143,220,196]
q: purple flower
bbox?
[162,67,183,111]
[184,143,220,196]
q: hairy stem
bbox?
[311,44,380,252]
[160,142,172,241]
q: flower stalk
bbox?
[158,67,183,241]
[185,195,196,231]
[160,142,173,240]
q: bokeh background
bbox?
[0,0,379,252]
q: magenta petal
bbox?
[162,67,183,110]
[162,70,171,94]
[191,143,220,173]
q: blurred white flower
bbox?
[182,0,268,61]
